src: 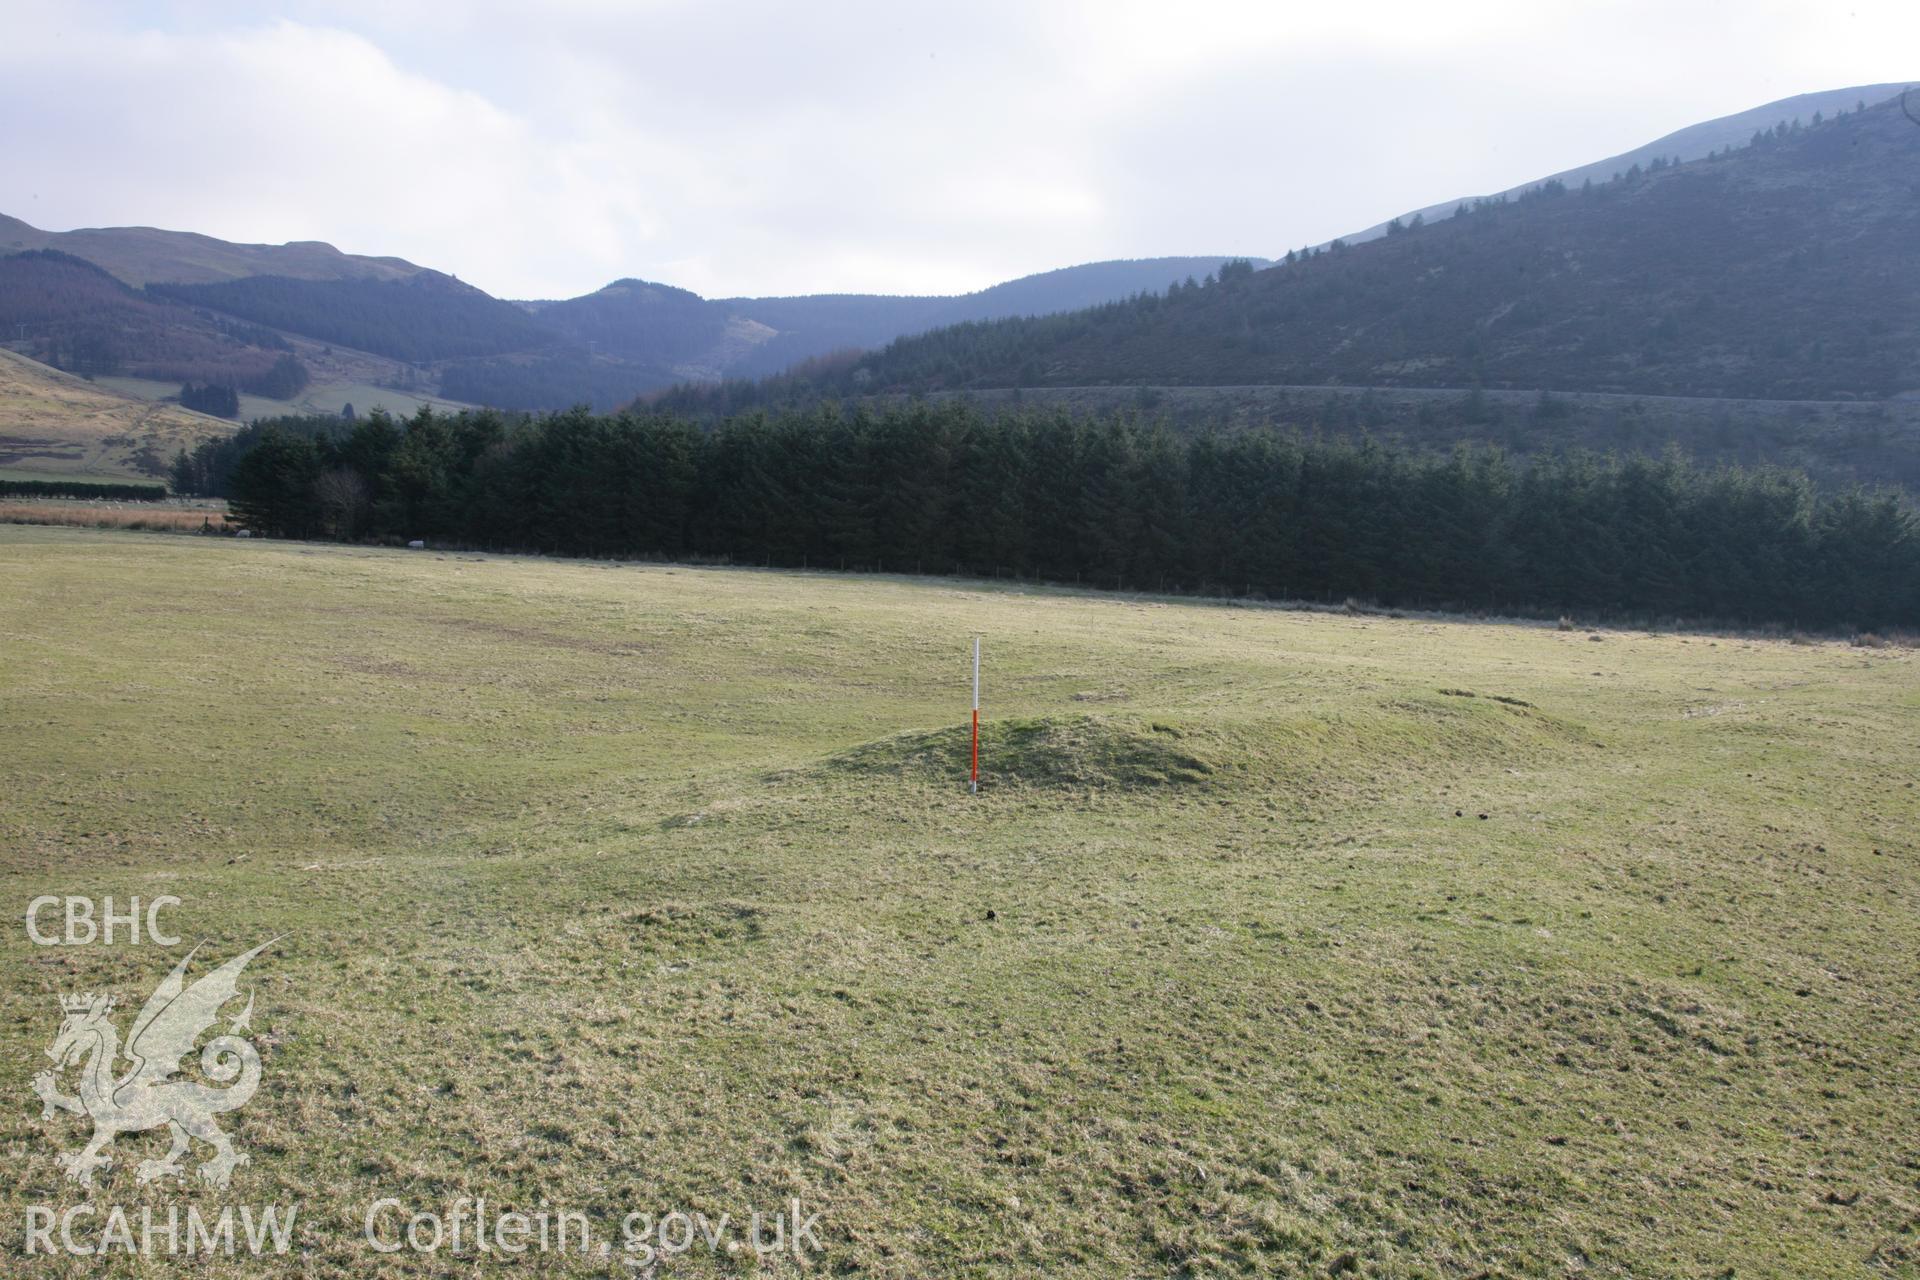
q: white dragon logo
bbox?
[31,939,276,1189]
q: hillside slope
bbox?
[721,256,1272,378]
[149,271,549,364]
[759,98,1920,404]
[1341,82,1909,245]
[0,346,231,478]
[0,250,306,391]
[0,213,422,287]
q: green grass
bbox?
[1,528,1915,1277]
[0,467,138,486]
[95,374,476,424]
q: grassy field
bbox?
[95,374,476,425]
[0,528,1914,1277]
[0,350,229,480]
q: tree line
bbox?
[0,478,167,500]
[179,382,240,418]
[174,355,308,418]
[170,403,1920,628]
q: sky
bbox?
[2,1,1915,300]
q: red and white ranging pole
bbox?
[970,636,981,793]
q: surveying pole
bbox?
[970,637,981,793]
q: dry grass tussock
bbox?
[0,498,224,532]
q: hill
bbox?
[1340,83,1909,245]
[441,257,1268,411]
[437,277,739,407]
[0,250,308,393]
[148,271,549,364]
[0,212,422,287]
[2,210,1271,413]
[0,346,232,478]
[720,256,1273,379]
[736,97,1920,405]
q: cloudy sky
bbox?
[3,2,1915,300]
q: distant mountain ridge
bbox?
[0,212,1265,409]
[431,257,1269,409]
[718,257,1270,381]
[8,81,1917,423]
[715,94,1920,407]
[0,213,421,287]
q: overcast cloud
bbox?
[2,1,1915,299]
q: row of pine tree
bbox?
[171,402,1919,627]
